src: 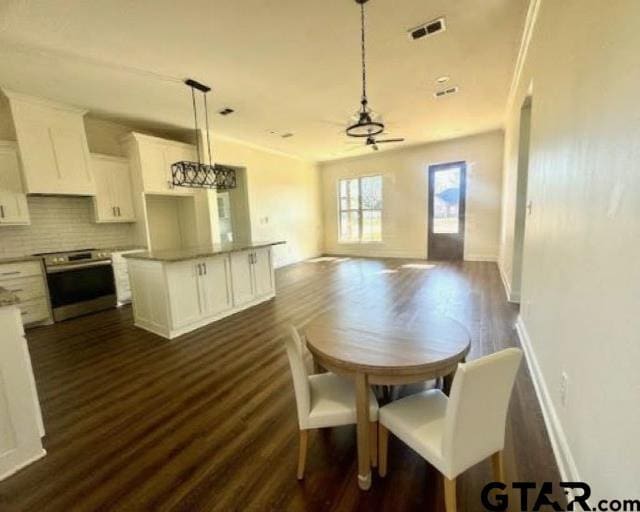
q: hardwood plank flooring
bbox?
[0,258,563,511]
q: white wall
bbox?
[320,130,504,260]
[499,0,640,501]
[211,136,323,268]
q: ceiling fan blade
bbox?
[374,138,405,144]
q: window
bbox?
[339,175,382,242]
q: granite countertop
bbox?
[101,245,148,253]
[123,240,286,262]
[0,255,43,264]
[0,286,20,307]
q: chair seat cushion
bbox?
[379,389,449,475]
[307,373,378,429]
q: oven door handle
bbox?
[47,260,112,273]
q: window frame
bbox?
[337,174,383,244]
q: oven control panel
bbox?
[41,250,112,267]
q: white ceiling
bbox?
[0,0,529,162]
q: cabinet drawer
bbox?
[1,276,46,302]
[19,299,49,325]
[0,261,42,281]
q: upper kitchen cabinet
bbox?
[121,133,197,195]
[4,91,94,195]
[91,154,136,223]
[0,141,30,225]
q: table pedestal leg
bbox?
[355,372,371,490]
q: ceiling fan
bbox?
[344,0,405,148]
[364,135,405,151]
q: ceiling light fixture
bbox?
[171,79,236,190]
[436,76,450,84]
[346,0,384,138]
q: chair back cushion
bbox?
[443,348,523,477]
[284,325,311,429]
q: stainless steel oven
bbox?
[35,249,116,322]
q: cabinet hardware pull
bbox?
[204,263,207,275]
[10,288,23,292]
[0,205,4,218]
[21,310,28,315]
[112,206,116,216]
[117,206,121,217]
[1,271,20,276]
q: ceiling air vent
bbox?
[409,17,446,40]
[434,86,459,98]
[218,108,234,116]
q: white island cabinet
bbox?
[0,289,45,481]
[125,242,283,339]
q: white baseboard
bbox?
[464,254,498,262]
[498,261,520,303]
[515,316,580,484]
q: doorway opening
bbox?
[427,161,467,260]
[511,96,533,302]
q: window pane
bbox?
[433,167,461,234]
[348,179,359,209]
[361,176,382,210]
[340,211,360,242]
[362,210,382,242]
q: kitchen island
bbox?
[124,241,285,339]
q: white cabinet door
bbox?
[112,162,135,221]
[199,256,232,317]
[230,251,254,306]
[0,143,29,225]
[7,94,94,195]
[166,261,202,328]
[91,155,135,223]
[138,138,170,193]
[252,248,274,298]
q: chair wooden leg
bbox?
[443,476,457,512]
[369,422,378,468]
[297,430,309,480]
[491,450,505,482]
[378,423,389,477]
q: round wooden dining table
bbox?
[304,311,471,490]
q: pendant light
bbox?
[346,0,384,138]
[171,79,237,190]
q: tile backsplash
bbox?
[0,196,136,258]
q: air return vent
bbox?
[409,17,446,40]
[434,86,459,98]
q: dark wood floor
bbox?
[0,258,562,511]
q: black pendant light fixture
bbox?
[346,0,384,138]
[171,79,237,190]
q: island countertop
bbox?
[122,240,286,262]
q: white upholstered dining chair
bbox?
[378,348,523,511]
[284,325,379,479]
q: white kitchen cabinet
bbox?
[91,154,135,222]
[166,260,203,328]
[199,256,232,316]
[0,303,46,481]
[0,142,29,225]
[4,91,94,196]
[230,251,255,306]
[127,245,278,339]
[252,247,274,298]
[167,255,232,328]
[0,261,51,326]
[122,133,197,196]
[230,247,274,306]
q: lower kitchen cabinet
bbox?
[230,247,275,307]
[127,247,275,339]
[0,260,51,326]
